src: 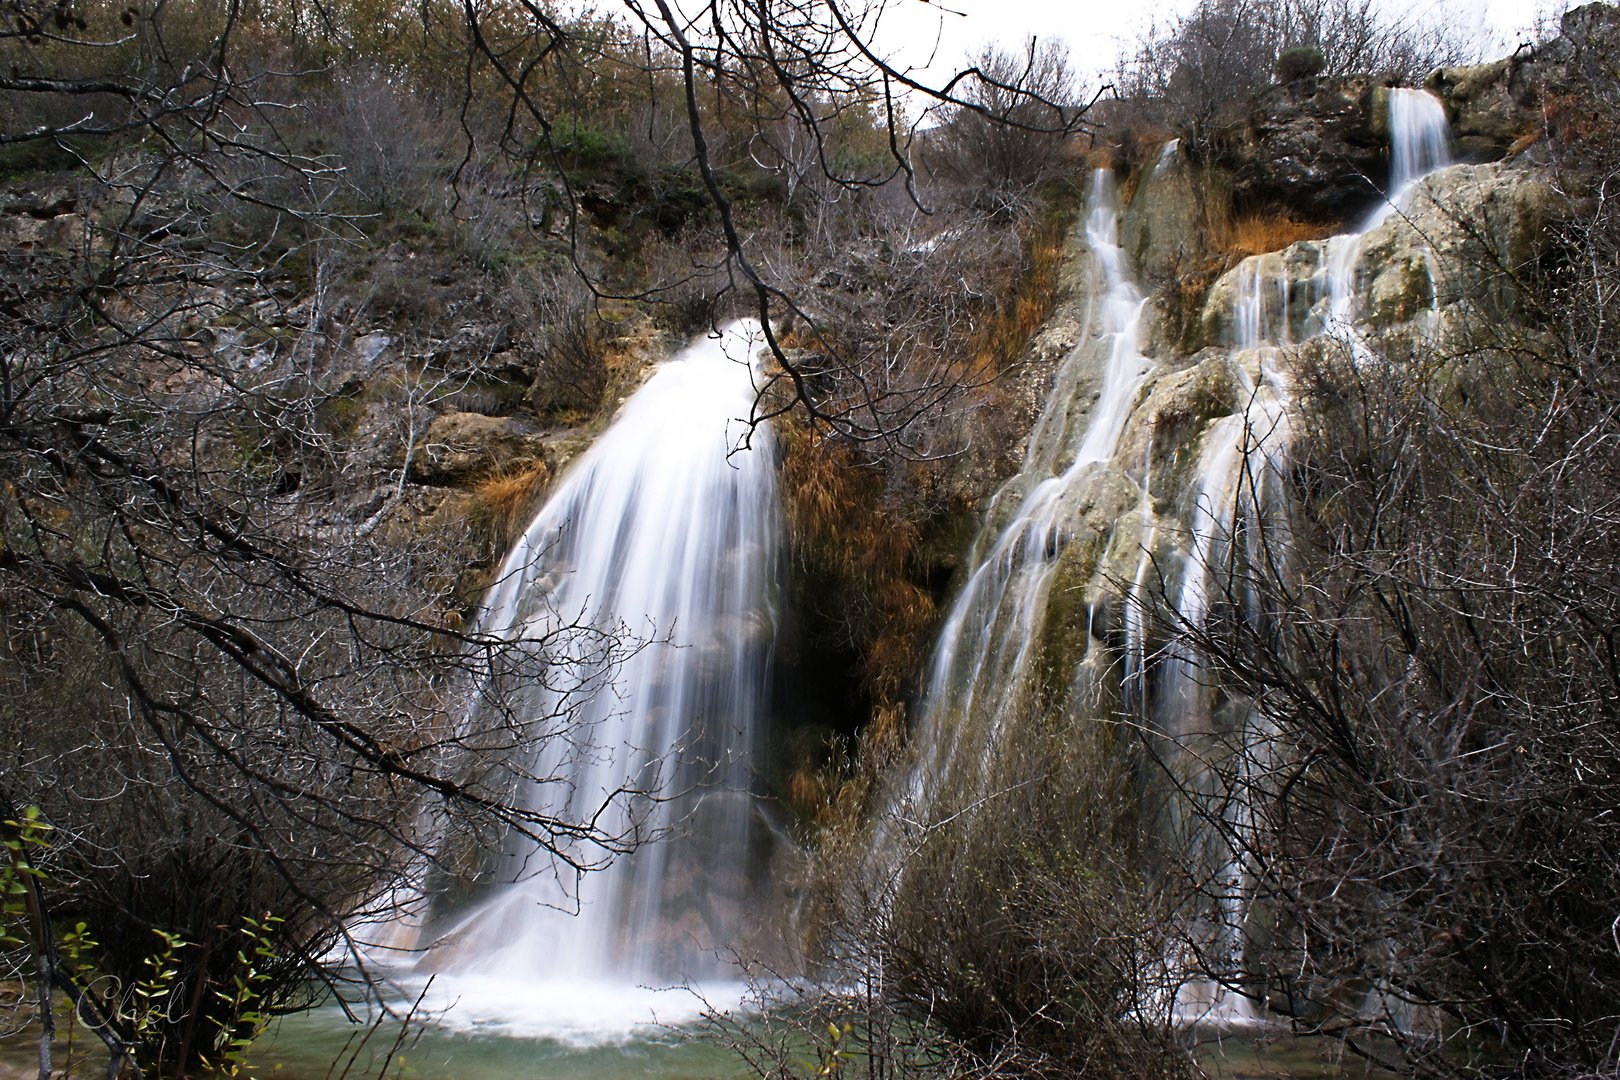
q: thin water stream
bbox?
[904,168,1155,811]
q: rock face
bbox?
[1357,163,1557,321]
[0,176,88,251]
[1195,161,1560,345]
[406,411,556,487]
[1426,2,1620,161]
[1121,141,1214,282]
[1214,74,1387,222]
[1424,59,1530,161]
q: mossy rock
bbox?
[406,412,551,488]
[1034,535,1106,704]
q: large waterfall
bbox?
[383,321,781,1039]
[897,89,1455,1031]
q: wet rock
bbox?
[1214,74,1387,222]
[1424,59,1530,161]
[1357,162,1559,322]
[1121,140,1213,281]
[1199,240,1335,347]
[1147,351,1241,431]
[1197,162,1559,338]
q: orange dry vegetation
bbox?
[1507,123,1545,158]
[777,424,935,711]
[475,461,551,549]
[967,208,1072,376]
[1224,213,1339,258]
[1083,145,1118,172]
[1543,92,1618,149]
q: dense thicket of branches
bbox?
[1165,19,1620,1075]
[0,170,641,1071]
[1116,0,1474,150]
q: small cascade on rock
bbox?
[1159,353,1292,1031]
[1318,88,1454,348]
[378,321,781,1040]
[903,168,1154,810]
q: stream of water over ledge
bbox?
[349,320,785,1044]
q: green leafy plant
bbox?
[127,928,186,1059]
[203,916,283,1078]
[0,805,53,949]
[807,1022,853,1078]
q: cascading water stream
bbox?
[1160,87,1450,1028]
[372,321,780,1041]
[894,90,1455,1034]
[1318,88,1453,349]
[903,169,1154,810]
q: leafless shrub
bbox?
[924,39,1087,220]
[712,703,1191,1080]
[308,69,453,217]
[1117,0,1478,151]
[1139,33,1620,1072]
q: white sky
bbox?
[868,0,1561,96]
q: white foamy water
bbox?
[387,973,751,1044]
[365,321,781,1041]
[902,169,1154,809]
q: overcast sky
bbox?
[868,0,1561,99]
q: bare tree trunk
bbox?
[13,851,54,1080]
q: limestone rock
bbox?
[1357,162,1559,323]
[1121,141,1215,282]
[1214,74,1386,222]
[1424,59,1531,161]
[1426,3,1620,161]
[1197,162,1560,339]
[406,411,551,487]
[1199,239,1336,347]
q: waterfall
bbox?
[1320,88,1454,346]
[895,90,1455,1034]
[1160,86,1449,1028]
[380,321,780,1040]
[902,169,1153,811]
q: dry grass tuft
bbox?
[473,461,551,549]
[1224,212,1338,258]
[966,207,1072,376]
[1507,123,1545,158]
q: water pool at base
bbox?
[254,999,751,1080]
